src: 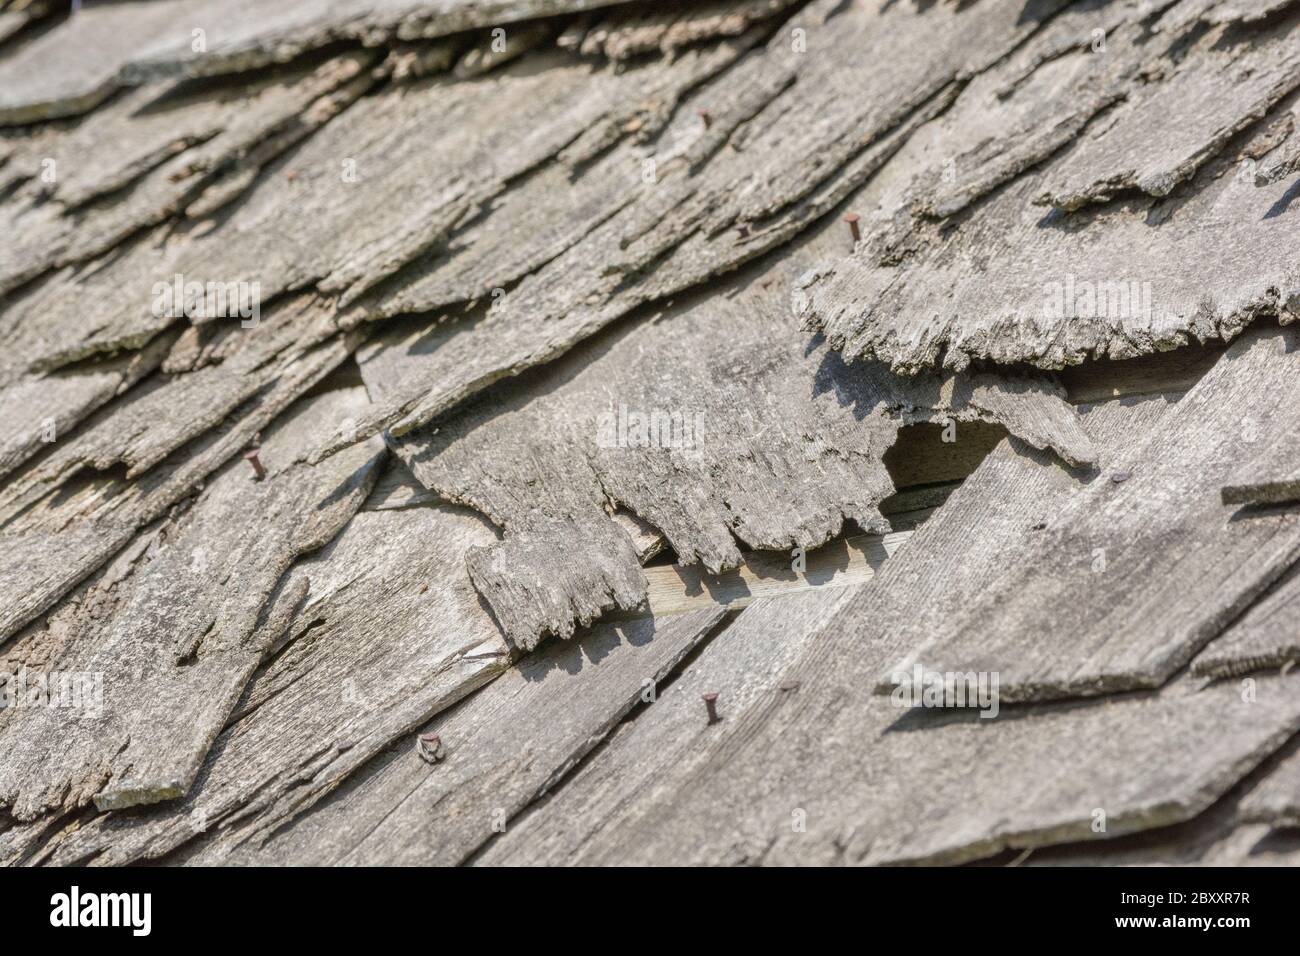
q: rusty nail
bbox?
[844,212,861,243]
[699,108,712,130]
[417,732,445,764]
[244,447,267,481]
[702,692,721,724]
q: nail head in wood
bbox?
[844,212,861,243]
[702,692,721,724]
[417,732,445,764]
[244,447,267,481]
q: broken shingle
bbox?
[797,13,1300,373]
[478,397,1300,866]
[0,387,383,821]
[376,199,1094,649]
[0,332,357,646]
[15,503,526,865]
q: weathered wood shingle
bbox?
[0,388,383,820]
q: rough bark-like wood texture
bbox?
[0,331,357,646]
[0,387,383,821]
[7,0,1300,870]
[1191,560,1300,677]
[12,505,520,866]
[375,206,1093,649]
[798,8,1300,372]
[572,0,800,60]
[488,664,1300,866]
[0,333,174,481]
[1156,0,1300,31]
[188,606,727,865]
[484,398,1300,866]
[1239,744,1300,828]
[4,35,737,377]
[1036,19,1300,210]
[0,295,339,521]
[308,0,1078,460]
[881,326,1300,704]
[0,0,642,124]
[0,52,377,297]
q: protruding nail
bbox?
[244,447,267,481]
[417,732,445,764]
[699,108,712,130]
[844,212,861,243]
[702,692,721,724]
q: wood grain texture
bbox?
[480,587,857,866]
[0,295,339,522]
[308,0,1078,460]
[19,503,515,866]
[0,52,376,298]
[0,0,644,124]
[1238,743,1300,828]
[798,10,1300,372]
[1036,18,1300,209]
[0,332,175,481]
[482,398,1300,866]
[0,332,357,646]
[365,76,1097,649]
[484,396,1160,863]
[380,285,1090,649]
[1192,559,1300,677]
[7,33,735,379]
[0,388,384,820]
[882,326,1300,703]
[195,606,727,866]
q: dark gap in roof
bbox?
[141,40,366,114]
[884,419,1006,491]
[0,1,62,60]
[1057,336,1226,405]
[301,353,365,400]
